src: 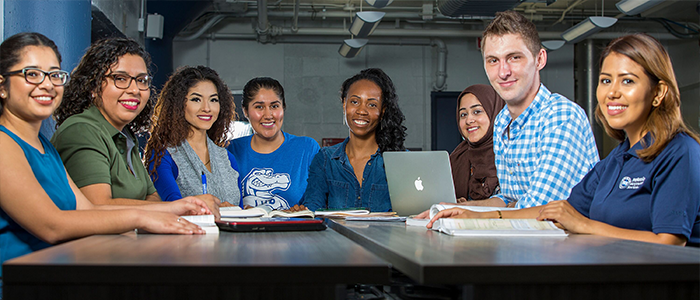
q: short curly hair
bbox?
[54,37,155,133]
[146,66,236,178]
[340,68,406,152]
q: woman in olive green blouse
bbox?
[52,38,219,214]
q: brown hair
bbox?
[481,10,541,58]
[595,33,700,162]
[146,66,236,178]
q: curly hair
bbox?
[145,66,236,178]
[53,37,155,133]
[0,32,62,115]
[595,33,700,162]
[340,68,406,152]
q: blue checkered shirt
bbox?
[492,84,599,208]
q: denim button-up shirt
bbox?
[301,138,391,212]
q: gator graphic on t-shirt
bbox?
[241,168,292,209]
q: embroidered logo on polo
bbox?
[619,176,646,190]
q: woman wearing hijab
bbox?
[450,84,505,202]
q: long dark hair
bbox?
[595,33,700,162]
[146,66,236,177]
[0,32,62,115]
[54,37,155,133]
[340,68,406,152]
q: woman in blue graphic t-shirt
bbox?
[227,77,319,210]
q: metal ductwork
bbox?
[438,0,524,17]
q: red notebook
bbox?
[216,218,326,232]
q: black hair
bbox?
[54,37,155,133]
[340,68,406,152]
[0,32,62,115]
[242,77,286,111]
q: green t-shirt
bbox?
[51,105,156,200]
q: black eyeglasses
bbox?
[2,68,70,86]
[106,73,151,91]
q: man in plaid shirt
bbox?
[463,11,599,209]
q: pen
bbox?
[201,171,207,194]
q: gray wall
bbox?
[173,35,698,151]
[667,39,700,132]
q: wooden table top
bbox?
[4,229,391,285]
[327,220,700,284]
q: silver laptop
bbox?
[384,151,457,216]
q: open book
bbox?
[406,204,566,237]
[315,209,397,219]
[433,218,567,236]
[405,204,518,227]
[179,206,314,234]
[181,214,219,234]
[220,205,315,219]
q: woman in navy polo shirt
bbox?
[299,68,407,212]
[429,34,700,246]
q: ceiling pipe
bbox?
[207,27,678,40]
[552,0,588,26]
[198,33,447,91]
[175,14,227,41]
[176,11,666,42]
[257,0,270,42]
[431,39,447,91]
[291,0,301,33]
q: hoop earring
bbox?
[652,99,660,106]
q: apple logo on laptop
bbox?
[414,177,424,191]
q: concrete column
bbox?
[3,0,91,138]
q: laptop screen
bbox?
[383,151,457,216]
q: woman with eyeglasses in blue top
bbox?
[0,32,210,278]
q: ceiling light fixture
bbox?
[349,11,385,38]
[616,0,665,15]
[561,16,617,43]
[339,38,368,58]
[364,0,393,9]
[541,40,566,51]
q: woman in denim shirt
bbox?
[299,68,407,212]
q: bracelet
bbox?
[496,210,503,219]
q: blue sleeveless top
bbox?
[0,126,76,275]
